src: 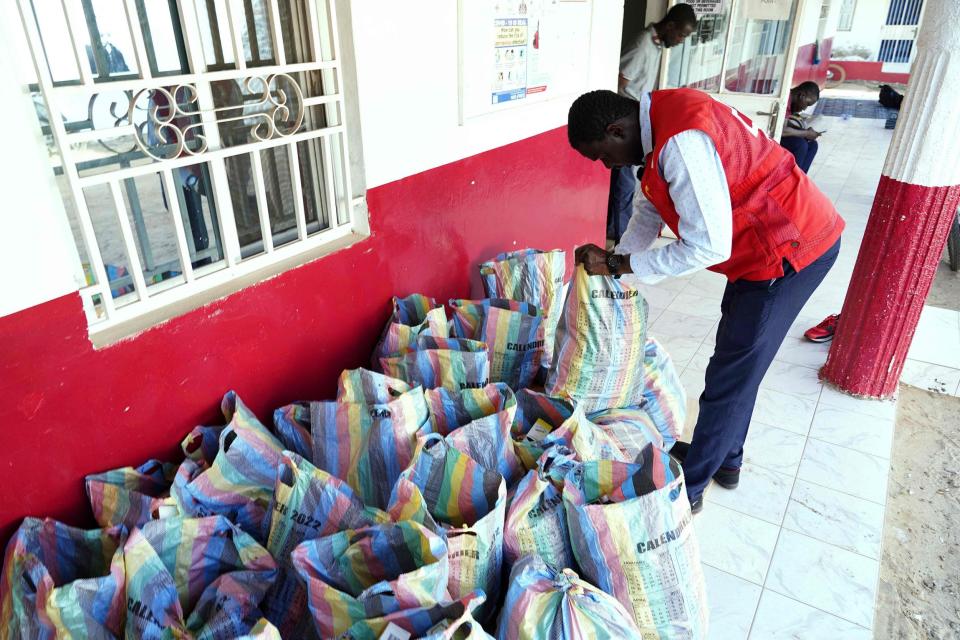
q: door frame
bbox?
[657,0,814,140]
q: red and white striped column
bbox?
[821,0,960,398]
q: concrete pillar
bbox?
[821,0,960,398]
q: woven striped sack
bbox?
[563,446,708,638]
[510,390,574,471]
[588,406,665,462]
[262,452,387,639]
[449,298,545,390]
[339,592,491,640]
[496,555,643,640]
[272,369,415,459]
[310,384,430,509]
[641,337,687,447]
[503,445,580,570]
[236,618,282,638]
[85,458,178,529]
[546,265,649,412]
[423,382,523,486]
[122,515,277,640]
[172,391,284,543]
[479,249,566,365]
[290,521,449,638]
[0,518,126,640]
[338,368,412,403]
[388,435,506,622]
[380,336,490,393]
[540,405,628,463]
[372,294,448,369]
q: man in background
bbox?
[780,81,824,174]
[607,3,698,247]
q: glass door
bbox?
[660,0,811,141]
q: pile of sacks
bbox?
[1,249,707,639]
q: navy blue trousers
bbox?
[607,165,637,241]
[780,137,819,174]
[682,239,840,500]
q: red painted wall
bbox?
[792,38,834,87]
[0,126,606,545]
[829,60,910,85]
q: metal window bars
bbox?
[16,0,355,329]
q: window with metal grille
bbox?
[878,39,914,63]
[16,0,360,334]
[837,0,857,31]
[885,0,924,26]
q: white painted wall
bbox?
[833,0,890,57]
[0,2,82,319]
[797,0,843,45]
[350,1,623,189]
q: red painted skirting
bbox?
[822,176,960,396]
[0,126,607,543]
[830,60,910,85]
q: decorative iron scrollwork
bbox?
[128,73,304,161]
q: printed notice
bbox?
[493,18,528,104]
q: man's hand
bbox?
[575,243,613,276]
[803,128,823,140]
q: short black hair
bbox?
[567,90,636,147]
[795,81,821,98]
[664,3,698,28]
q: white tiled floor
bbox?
[640,106,960,637]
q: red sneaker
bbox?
[804,314,840,343]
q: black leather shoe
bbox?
[670,441,740,489]
[713,466,740,490]
[669,441,690,461]
[690,495,703,514]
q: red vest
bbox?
[639,89,844,282]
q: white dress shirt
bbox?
[619,26,662,100]
[615,92,733,284]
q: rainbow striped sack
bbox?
[642,337,687,447]
[339,592,491,640]
[85,458,178,529]
[546,265,649,412]
[263,452,387,639]
[541,405,629,463]
[563,447,708,638]
[450,298,545,389]
[496,555,644,640]
[0,518,126,640]
[123,515,278,640]
[479,249,566,365]
[291,521,449,638]
[424,383,523,486]
[511,390,574,470]
[311,385,431,509]
[373,294,449,368]
[272,402,312,458]
[380,336,490,393]
[388,436,506,620]
[237,618,282,638]
[503,446,580,570]
[589,407,665,462]
[338,368,412,403]
[172,391,285,543]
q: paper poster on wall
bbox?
[688,0,726,16]
[743,0,792,21]
[460,0,592,121]
[493,19,528,103]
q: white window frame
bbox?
[16,0,367,342]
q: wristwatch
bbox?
[606,252,625,276]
